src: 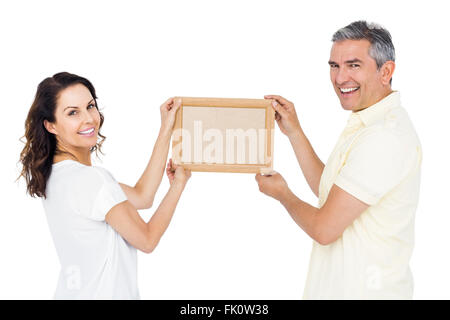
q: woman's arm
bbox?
[106,161,191,253]
[120,98,181,210]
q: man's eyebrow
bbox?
[345,58,363,64]
[328,59,364,66]
[64,99,95,111]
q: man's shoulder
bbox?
[360,106,420,148]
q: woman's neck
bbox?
[53,147,92,166]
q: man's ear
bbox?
[43,120,58,135]
[381,61,395,86]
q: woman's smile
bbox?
[78,127,96,137]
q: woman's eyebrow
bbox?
[64,99,95,111]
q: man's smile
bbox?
[339,86,360,97]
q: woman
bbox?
[19,72,191,299]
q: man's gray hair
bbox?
[332,20,395,70]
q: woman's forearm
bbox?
[145,181,186,252]
[134,127,172,208]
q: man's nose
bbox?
[335,67,350,85]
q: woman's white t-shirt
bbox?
[42,160,140,299]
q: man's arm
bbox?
[288,131,324,198]
[256,173,368,245]
[264,95,324,197]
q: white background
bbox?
[1,0,449,299]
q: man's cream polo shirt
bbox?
[303,91,422,299]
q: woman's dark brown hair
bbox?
[19,72,106,198]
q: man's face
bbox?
[329,39,387,112]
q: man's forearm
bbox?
[279,188,320,241]
[135,128,172,206]
[288,129,325,197]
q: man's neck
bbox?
[352,88,394,113]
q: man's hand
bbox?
[255,172,290,201]
[264,95,302,138]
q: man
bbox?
[256,21,422,299]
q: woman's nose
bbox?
[82,109,94,123]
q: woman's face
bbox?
[45,84,101,152]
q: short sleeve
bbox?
[69,166,127,221]
[334,129,413,205]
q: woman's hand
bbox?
[264,95,302,138]
[166,158,191,187]
[160,97,182,134]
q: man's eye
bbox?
[330,64,338,68]
[350,64,360,68]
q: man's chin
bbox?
[339,100,365,112]
[340,103,355,111]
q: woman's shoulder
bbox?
[50,160,112,188]
[53,160,100,176]
[46,161,125,221]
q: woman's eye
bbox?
[68,110,77,116]
[88,103,95,110]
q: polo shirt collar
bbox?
[355,91,401,127]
